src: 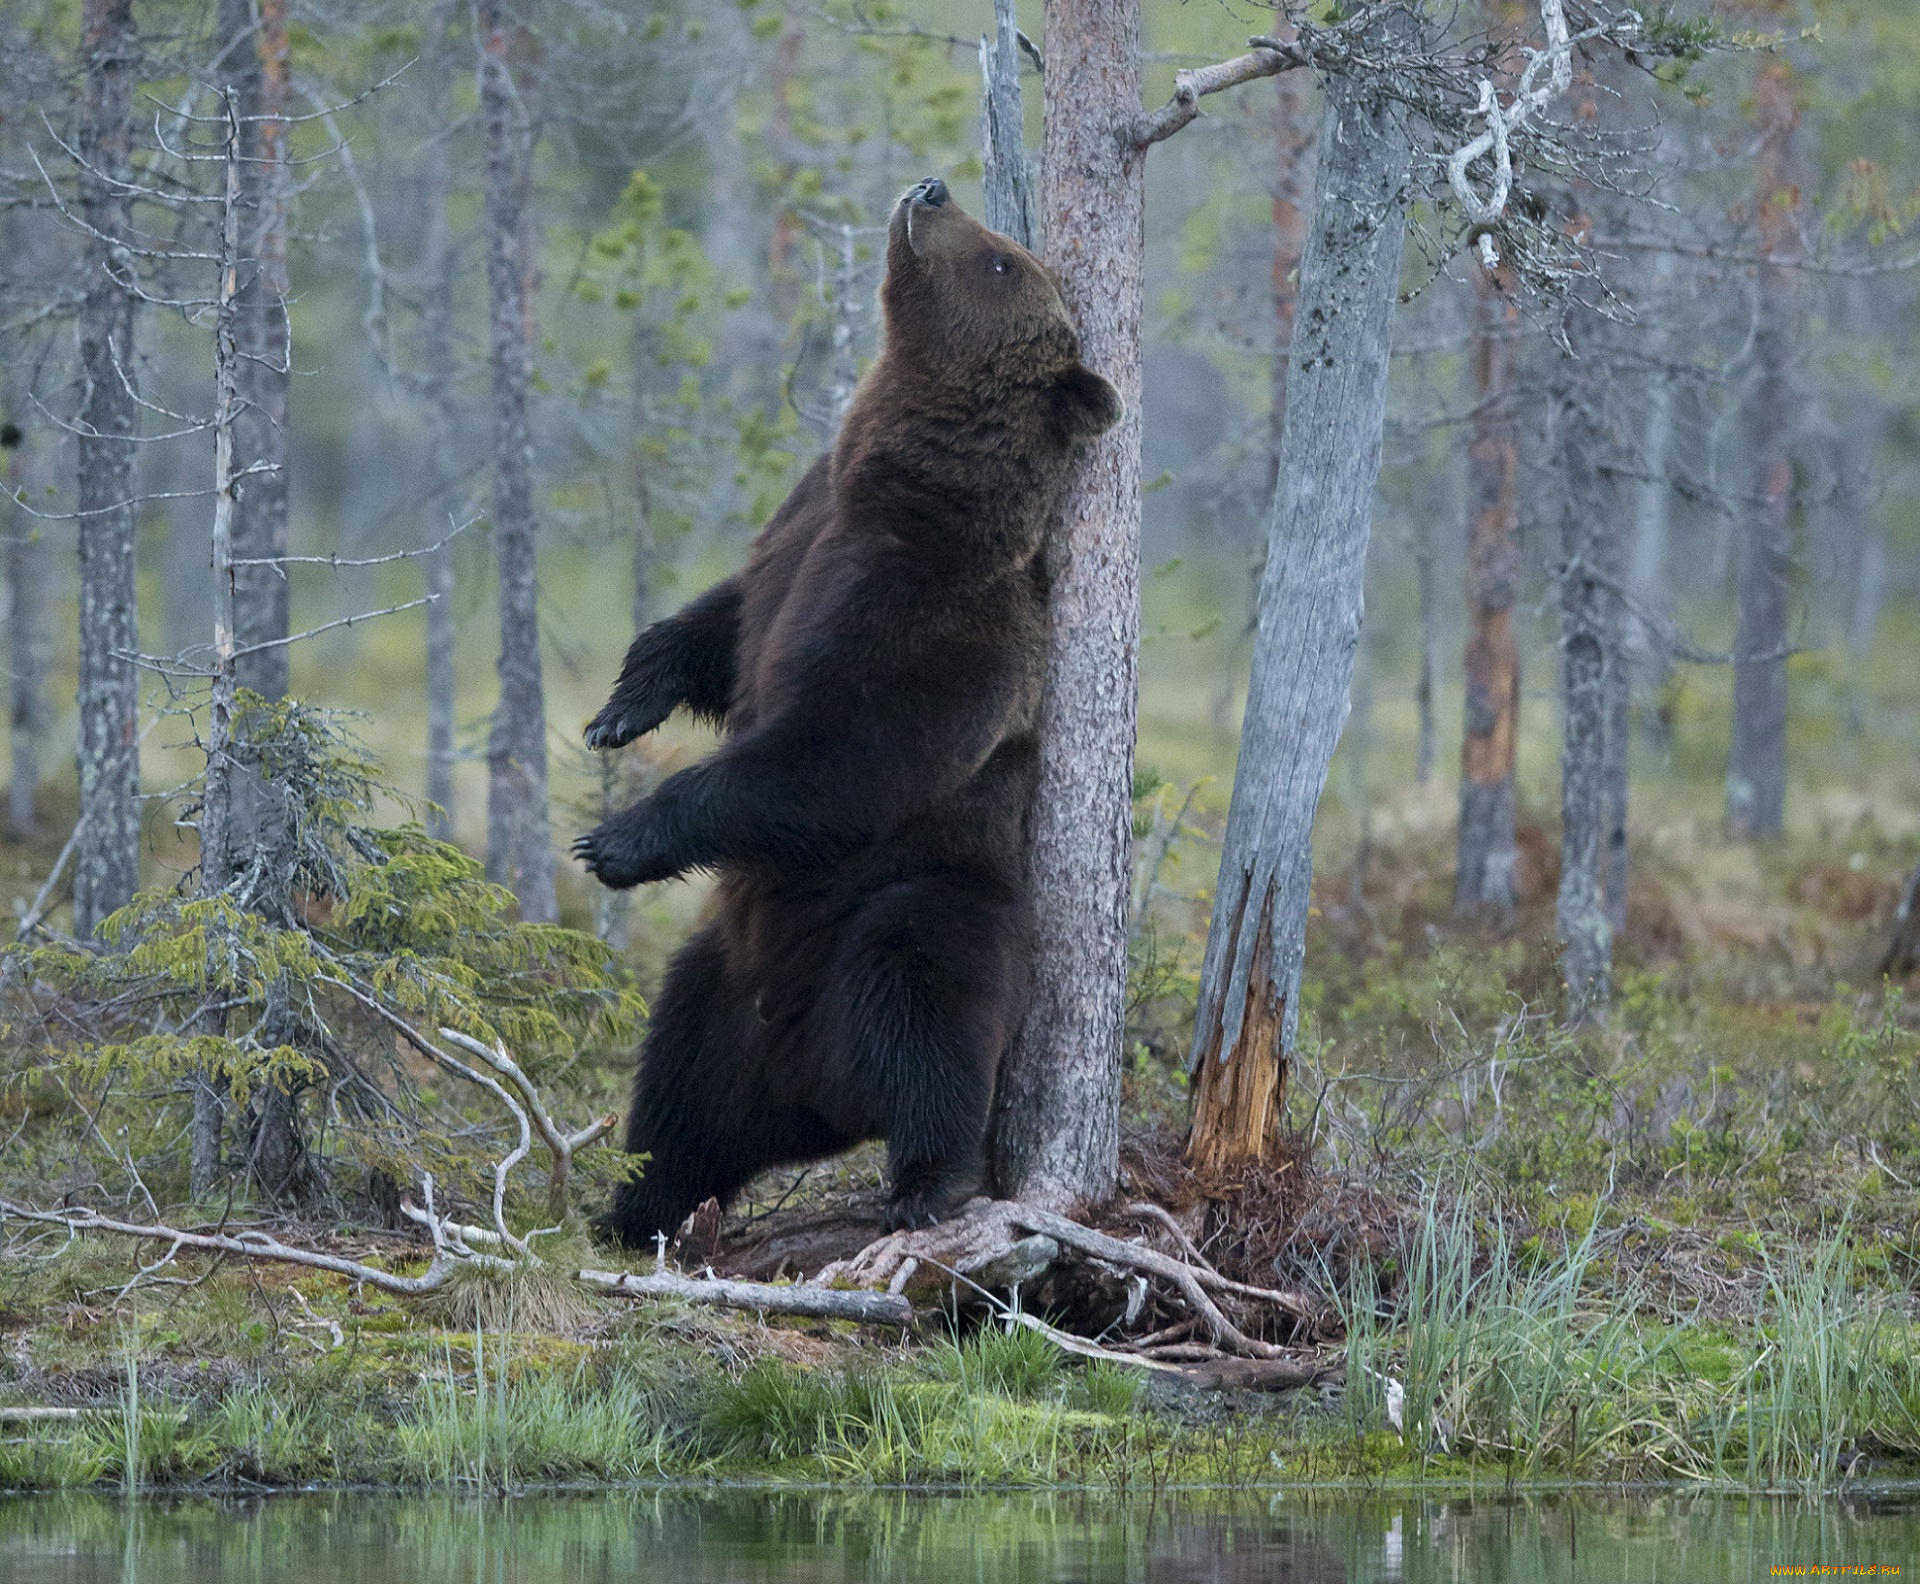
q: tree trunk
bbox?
[1726,62,1799,841]
[1413,508,1438,785]
[1266,64,1311,483]
[192,92,247,1198]
[978,0,1034,250]
[3,430,44,840]
[217,0,306,1205]
[630,313,655,636]
[1883,859,1920,980]
[222,0,292,703]
[987,0,1146,1209]
[1628,324,1674,751]
[1554,325,1625,1020]
[1185,28,1415,1174]
[479,0,556,922]
[421,0,460,843]
[1453,266,1521,918]
[1602,604,1630,936]
[73,0,143,938]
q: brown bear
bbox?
[575,178,1120,1243]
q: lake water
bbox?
[2,1488,1915,1582]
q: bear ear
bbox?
[1050,363,1122,442]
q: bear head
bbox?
[880,177,1121,444]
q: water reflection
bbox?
[1,1487,1915,1582]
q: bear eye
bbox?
[992,254,1011,275]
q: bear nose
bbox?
[911,177,948,208]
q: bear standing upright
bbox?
[575,179,1121,1244]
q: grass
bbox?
[394,1326,673,1488]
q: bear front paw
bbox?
[572,813,682,890]
[583,707,636,750]
[584,693,671,750]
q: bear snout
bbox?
[908,177,948,208]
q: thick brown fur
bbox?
[577,180,1121,1243]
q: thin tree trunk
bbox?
[73,0,142,938]
[1413,510,1438,785]
[1845,511,1884,737]
[3,429,44,839]
[978,0,1034,249]
[1554,326,1625,1020]
[1883,859,1920,980]
[222,0,292,702]
[421,0,459,842]
[192,92,247,1198]
[1602,605,1630,936]
[1726,62,1799,841]
[1185,27,1415,1173]
[987,0,1147,1208]
[1453,266,1521,918]
[1629,321,1674,750]
[630,317,655,636]
[1266,30,1311,482]
[218,0,305,1205]
[479,0,555,922]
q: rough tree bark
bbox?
[1185,24,1416,1173]
[217,0,308,1207]
[3,425,45,839]
[420,0,460,843]
[1453,265,1521,917]
[479,0,556,922]
[1554,316,1627,1020]
[1726,60,1799,841]
[978,0,1034,249]
[1266,57,1311,483]
[191,92,247,1197]
[73,0,143,938]
[222,0,292,702]
[987,0,1145,1208]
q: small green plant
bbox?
[928,1325,1062,1400]
[1070,1361,1143,1417]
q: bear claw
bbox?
[583,713,631,750]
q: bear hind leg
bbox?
[814,876,1030,1231]
[602,928,767,1248]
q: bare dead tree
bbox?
[221,0,293,701]
[977,0,1034,250]
[478,0,555,922]
[420,0,461,843]
[1266,35,1313,477]
[2,422,46,839]
[1185,9,1419,1173]
[1725,58,1801,841]
[192,89,249,1197]
[1454,265,1522,917]
[72,0,142,937]
[1553,310,1628,1019]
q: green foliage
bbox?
[1,700,640,1214]
[928,1325,1063,1401]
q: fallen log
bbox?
[577,1267,912,1326]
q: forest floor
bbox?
[3,789,1920,1494]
